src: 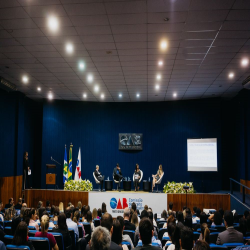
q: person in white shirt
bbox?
[65,207,79,240]
[192,208,201,224]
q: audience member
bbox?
[144,205,148,211]
[184,215,192,229]
[177,211,184,226]
[29,208,39,230]
[193,207,197,215]
[216,210,244,244]
[112,219,129,250]
[148,211,161,246]
[53,206,60,222]
[37,201,43,209]
[37,207,46,223]
[180,226,193,250]
[212,211,223,226]
[163,214,175,229]
[166,222,178,250]
[193,208,201,224]
[194,240,210,250]
[77,201,82,211]
[35,215,59,250]
[199,223,210,244]
[90,226,111,250]
[46,200,51,211]
[98,208,102,218]
[238,217,247,236]
[134,218,161,250]
[92,208,98,219]
[59,202,64,213]
[73,210,85,236]
[4,207,16,221]
[65,207,79,240]
[12,221,34,250]
[160,210,167,221]
[22,203,27,208]
[117,216,134,248]
[168,202,176,217]
[5,198,14,209]
[85,210,95,233]
[14,198,22,210]
[131,212,139,228]
[43,210,55,228]
[102,202,107,213]
[200,213,207,225]
[52,213,72,249]
[124,208,136,231]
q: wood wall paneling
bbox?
[0,176,23,206]
[240,179,250,195]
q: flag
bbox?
[74,147,81,181]
[68,144,73,180]
[63,145,68,184]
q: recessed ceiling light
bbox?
[37,87,41,92]
[158,61,163,66]
[156,74,161,80]
[101,93,105,99]
[155,85,160,90]
[119,93,122,98]
[160,40,167,50]
[22,76,28,83]
[173,92,177,98]
[79,62,85,70]
[83,93,87,98]
[87,74,93,83]
[94,85,99,92]
[48,92,53,100]
[241,58,249,66]
[136,93,140,98]
[228,72,234,78]
[48,16,59,32]
[65,43,74,53]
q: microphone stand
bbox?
[51,157,61,166]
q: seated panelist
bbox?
[94,165,104,191]
[113,163,123,191]
[152,164,163,192]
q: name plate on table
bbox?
[119,133,143,150]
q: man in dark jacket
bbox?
[113,164,123,191]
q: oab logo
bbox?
[110,197,128,209]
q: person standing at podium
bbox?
[113,163,123,191]
[134,164,141,192]
[94,165,104,191]
[23,151,31,190]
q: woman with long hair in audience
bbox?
[59,202,64,213]
[152,164,163,192]
[5,207,16,221]
[112,219,128,250]
[97,208,102,219]
[77,201,82,211]
[163,214,176,228]
[53,206,60,223]
[184,215,193,230]
[131,212,139,228]
[160,210,168,221]
[73,210,85,236]
[92,208,98,220]
[199,223,210,244]
[37,201,43,209]
[101,202,107,214]
[177,211,184,226]
[84,211,94,233]
[166,222,176,250]
[212,211,223,226]
[43,210,55,228]
[35,215,59,250]
[53,213,72,249]
[12,221,35,250]
[29,208,39,230]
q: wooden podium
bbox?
[46,164,56,189]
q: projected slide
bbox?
[187,138,217,172]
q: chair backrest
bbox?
[6,245,30,250]
[93,172,100,184]
[81,222,91,236]
[123,230,135,245]
[93,219,100,227]
[157,220,167,228]
[78,225,83,239]
[158,228,168,241]
[209,232,219,244]
[5,227,13,235]
[193,232,200,241]
[4,221,12,228]
[223,243,244,249]
[27,226,36,231]
[28,230,37,237]
[122,242,132,250]
[68,228,76,249]
[50,232,64,250]
[156,172,164,184]
[4,235,14,245]
[28,237,50,250]
[212,225,226,232]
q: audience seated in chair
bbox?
[179,226,193,250]
[216,210,244,245]
[117,216,134,248]
[90,226,111,250]
[124,208,136,231]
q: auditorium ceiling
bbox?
[0,0,250,102]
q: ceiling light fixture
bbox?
[119,93,122,98]
[87,74,93,83]
[94,85,99,92]
[37,87,41,92]
[48,92,53,100]
[83,93,87,98]
[158,61,163,66]
[101,93,105,99]
[156,74,161,80]
[173,92,177,98]
[155,85,160,90]
[136,93,140,98]
[48,16,59,31]
[228,72,234,78]
[65,43,74,53]
[241,58,249,67]
[160,40,167,50]
[22,76,28,84]
[79,62,85,70]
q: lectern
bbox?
[46,164,56,189]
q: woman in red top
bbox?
[35,215,59,250]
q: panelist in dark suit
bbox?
[216,210,244,244]
[95,165,105,191]
[113,164,123,191]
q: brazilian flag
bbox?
[68,144,73,180]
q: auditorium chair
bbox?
[223,243,244,250]
[4,227,12,235]
[158,228,168,241]
[209,232,219,244]
[68,228,76,249]
[193,232,200,241]
[93,172,102,191]
[122,242,132,250]
[27,226,36,231]
[78,225,83,239]
[81,222,91,242]
[157,220,167,228]
[133,170,143,186]
[4,221,12,228]
[93,219,100,227]
[28,237,50,250]
[161,235,170,246]
[123,230,135,245]
[209,244,227,250]
[28,230,37,237]
[3,235,13,245]
[211,225,226,232]
[50,232,64,250]
[155,172,164,193]
[6,245,30,250]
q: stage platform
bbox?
[24,189,230,214]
